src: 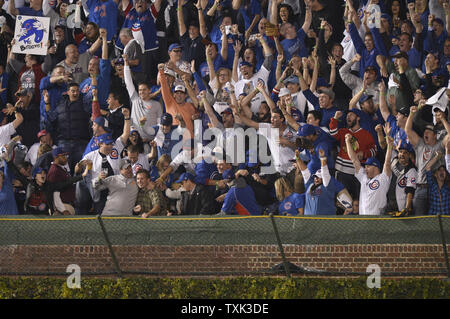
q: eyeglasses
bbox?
[172,49,182,53]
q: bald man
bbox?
[43,39,102,84]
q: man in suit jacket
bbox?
[177,172,216,215]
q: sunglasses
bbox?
[172,49,182,53]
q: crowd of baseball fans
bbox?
[0,0,449,217]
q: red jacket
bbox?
[329,117,377,175]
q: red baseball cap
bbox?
[37,130,48,139]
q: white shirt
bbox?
[258,123,296,175]
[170,149,196,175]
[395,167,417,211]
[356,169,391,215]
[128,153,150,176]
[235,66,270,114]
[0,123,16,148]
[82,137,125,180]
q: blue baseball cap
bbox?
[168,43,182,51]
[348,108,364,118]
[222,169,234,180]
[160,113,173,126]
[316,77,330,88]
[363,157,381,169]
[220,108,233,116]
[239,61,253,68]
[97,133,114,145]
[32,167,47,178]
[284,75,299,84]
[358,94,373,104]
[297,124,316,137]
[176,172,195,183]
[52,147,68,158]
[398,141,414,153]
[94,117,111,132]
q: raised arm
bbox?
[383,135,393,178]
[270,0,279,25]
[238,109,260,129]
[220,25,228,61]
[195,1,207,38]
[232,40,242,82]
[309,53,319,93]
[302,5,312,33]
[120,108,131,145]
[405,105,420,148]
[436,111,450,137]
[8,0,19,16]
[177,0,187,37]
[279,99,300,131]
[199,90,221,128]
[349,78,368,109]
[183,72,199,108]
[378,81,391,122]
[123,54,138,99]
[345,133,361,174]
[256,81,276,111]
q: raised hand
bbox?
[121,107,130,118]
[99,28,107,40]
[352,53,362,63]
[334,110,343,119]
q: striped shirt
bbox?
[329,118,376,175]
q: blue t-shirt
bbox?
[278,193,305,216]
[221,184,261,215]
[18,7,43,16]
[304,175,343,215]
[281,28,308,62]
[86,0,117,42]
[387,114,408,147]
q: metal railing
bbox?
[0,214,448,278]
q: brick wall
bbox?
[0,244,447,276]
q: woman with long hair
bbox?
[274,176,305,216]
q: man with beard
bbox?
[406,106,445,215]
[388,142,417,216]
[329,109,376,200]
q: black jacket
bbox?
[46,95,91,143]
[180,184,216,215]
